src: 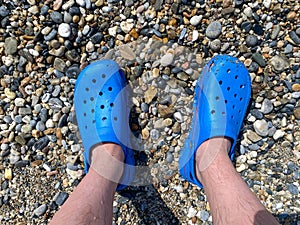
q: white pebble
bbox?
[58,23,71,38]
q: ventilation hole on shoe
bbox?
[234,94,237,98]
[110,103,114,107]
[227,87,230,91]
[108,87,112,91]
[232,105,235,109]
[240,97,243,101]
[90,97,94,101]
[238,110,241,113]
[222,112,226,115]
[211,110,215,114]
[235,75,238,79]
[83,113,86,117]
[236,121,239,125]
[225,100,228,104]
[209,61,214,69]
[100,105,105,109]
[92,79,96,83]
[219,80,223,85]
[240,85,245,89]
[215,96,220,101]
[85,125,88,129]
[99,91,103,96]
[227,69,230,73]
[102,74,106,78]
[92,120,96,123]
[91,109,95,113]
[85,87,89,91]
[231,115,234,119]
[114,117,118,121]
[221,63,224,66]
[83,100,87,104]
[102,117,107,121]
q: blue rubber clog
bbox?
[74,60,135,191]
[179,55,251,188]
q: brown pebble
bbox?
[294,108,300,119]
[292,84,300,92]
[191,216,197,224]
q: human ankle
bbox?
[195,138,231,182]
[90,143,124,184]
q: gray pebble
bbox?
[271,25,280,40]
[287,184,299,195]
[50,11,63,23]
[246,35,258,47]
[252,52,266,67]
[0,6,10,17]
[150,129,160,140]
[206,21,222,39]
[165,152,174,163]
[44,29,57,41]
[55,192,69,206]
[260,99,273,114]
[34,204,47,217]
[200,210,210,221]
[36,121,46,132]
[290,31,300,44]
[210,39,221,51]
[284,44,293,54]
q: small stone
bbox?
[0,6,9,17]
[284,44,293,54]
[34,204,47,217]
[243,7,253,18]
[55,192,69,206]
[253,120,269,137]
[246,35,258,47]
[273,130,285,140]
[260,99,273,114]
[119,45,136,61]
[120,21,134,34]
[287,184,299,195]
[50,11,63,23]
[192,30,199,42]
[187,207,197,218]
[271,25,280,40]
[150,129,159,140]
[173,112,183,123]
[294,108,300,119]
[190,15,202,26]
[5,37,18,55]
[210,39,221,52]
[289,31,300,44]
[141,128,149,139]
[58,23,71,38]
[287,11,296,21]
[206,21,222,39]
[4,168,12,180]
[252,52,266,67]
[270,55,289,73]
[161,53,174,66]
[4,88,16,99]
[54,58,67,72]
[263,0,271,8]
[200,210,210,221]
[246,130,262,142]
[144,87,157,104]
[236,163,246,172]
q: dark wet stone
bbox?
[289,31,300,44]
[14,160,29,168]
[55,192,69,206]
[66,65,80,78]
[58,114,68,127]
[241,21,252,32]
[41,5,49,15]
[234,0,244,7]
[252,52,266,67]
[50,12,63,23]
[248,61,259,72]
[252,24,264,35]
[287,184,299,195]
[33,136,50,151]
[90,32,103,44]
[69,7,81,15]
[44,29,57,41]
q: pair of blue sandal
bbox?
[74,55,251,190]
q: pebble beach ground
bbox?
[0,0,300,224]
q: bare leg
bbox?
[50,143,124,225]
[195,137,279,225]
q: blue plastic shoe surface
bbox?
[74,60,135,191]
[179,55,251,188]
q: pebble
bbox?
[270,55,289,73]
[160,53,174,67]
[260,99,273,114]
[287,184,299,195]
[187,207,197,218]
[5,37,18,55]
[4,168,12,180]
[190,15,202,26]
[150,129,160,140]
[205,21,222,39]
[210,39,221,52]
[246,35,258,47]
[58,23,71,38]
[273,130,285,140]
[289,31,300,45]
[173,112,183,123]
[253,120,269,137]
[55,192,69,206]
[34,204,47,217]
[200,210,210,221]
